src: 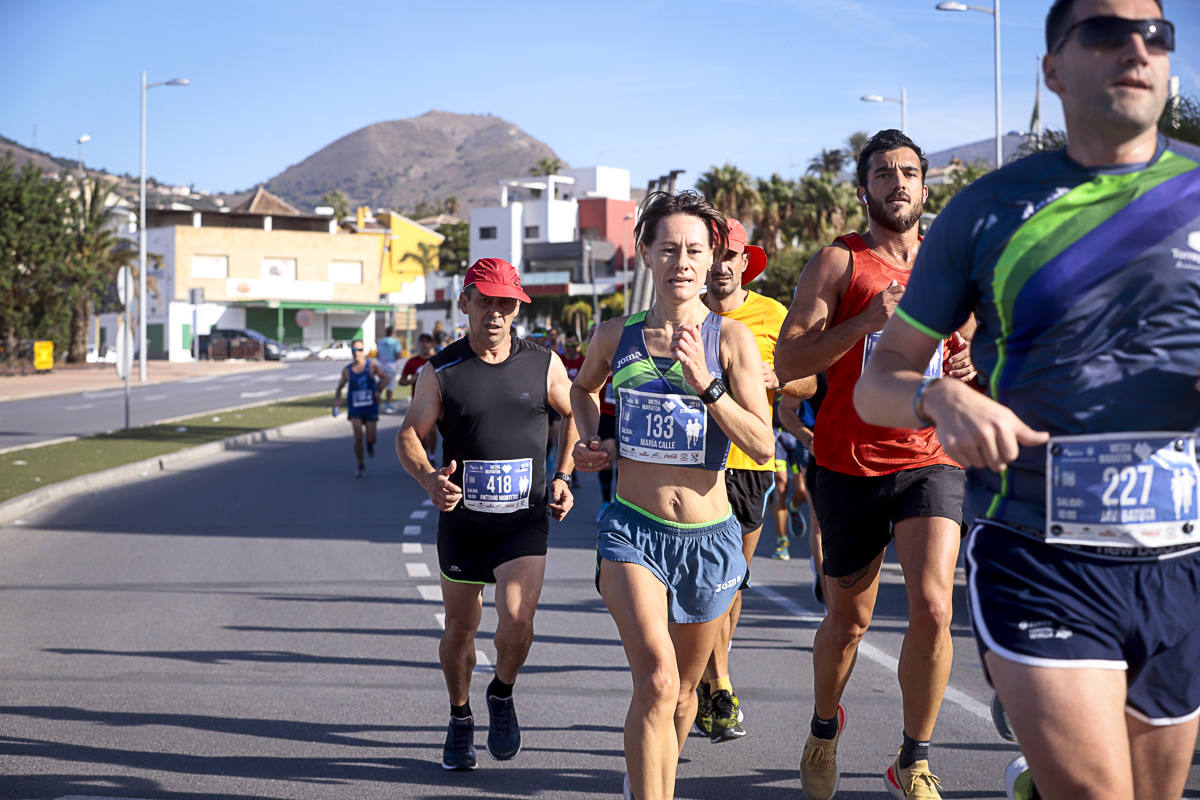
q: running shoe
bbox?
[772,534,791,560]
[1005,756,1040,799]
[885,753,943,799]
[355,465,366,478]
[694,682,714,737]
[991,692,1016,741]
[800,704,845,800]
[367,441,375,458]
[788,499,809,539]
[732,691,743,723]
[709,689,746,742]
[441,715,477,770]
[486,693,521,760]
[810,556,825,606]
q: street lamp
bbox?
[76,134,90,177]
[860,89,908,133]
[139,72,189,382]
[936,0,1002,168]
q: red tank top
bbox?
[814,232,956,477]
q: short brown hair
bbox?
[634,190,728,257]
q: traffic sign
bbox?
[116,266,132,306]
[114,322,134,379]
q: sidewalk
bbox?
[0,359,284,403]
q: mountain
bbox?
[0,134,77,174]
[261,110,563,213]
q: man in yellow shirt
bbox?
[696,218,814,742]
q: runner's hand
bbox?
[671,324,710,393]
[763,363,780,391]
[424,459,462,511]
[864,283,905,332]
[944,332,977,382]
[924,380,1049,472]
[549,480,574,521]
[573,436,614,472]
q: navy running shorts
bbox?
[348,408,379,422]
[596,496,746,624]
[965,520,1200,725]
[814,463,965,578]
[437,507,549,584]
[724,468,776,536]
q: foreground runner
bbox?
[695,218,814,743]
[397,258,577,771]
[776,129,975,800]
[333,340,390,477]
[856,3,1200,799]
[572,191,773,800]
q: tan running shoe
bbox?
[800,705,845,800]
[884,753,943,799]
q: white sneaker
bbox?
[623,772,633,800]
[1005,756,1037,800]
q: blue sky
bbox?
[2,0,1197,198]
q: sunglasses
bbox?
[1050,16,1174,54]
[352,347,364,352]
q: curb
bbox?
[0,413,343,528]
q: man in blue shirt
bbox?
[855,2,1200,798]
[376,325,402,414]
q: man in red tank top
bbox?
[775,130,975,800]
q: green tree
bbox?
[561,299,593,340]
[755,174,797,258]
[0,153,73,365]
[757,246,817,308]
[320,189,349,222]
[695,164,759,223]
[401,241,441,277]
[925,159,993,214]
[807,148,848,177]
[436,221,469,275]
[845,131,871,164]
[531,157,564,177]
[1012,129,1069,160]
[442,196,460,217]
[1160,93,1200,147]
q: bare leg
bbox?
[365,420,377,449]
[1128,711,1199,800]
[670,615,727,752]
[703,525,761,683]
[771,468,790,542]
[440,577,484,705]
[892,515,959,740]
[811,550,885,719]
[351,417,364,465]
[491,555,546,684]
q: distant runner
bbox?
[333,339,390,477]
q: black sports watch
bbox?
[552,472,572,484]
[699,378,726,404]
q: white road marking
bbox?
[417,585,441,601]
[180,376,214,384]
[240,389,279,399]
[65,403,95,411]
[474,649,493,672]
[410,510,429,519]
[82,390,121,399]
[751,584,991,722]
[405,562,431,578]
[401,543,422,554]
[283,374,315,382]
[142,394,168,402]
[421,498,434,507]
[206,386,223,392]
[403,525,421,536]
[435,613,445,629]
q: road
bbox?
[0,415,1196,800]
[0,361,349,451]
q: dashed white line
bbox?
[405,562,432,578]
[65,403,95,411]
[421,498,434,507]
[283,374,315,382]
[141,394,168,402]
[82,390,121,399]
[401,543,422,554]
[403,525,421,536]
[417,585,441,601]
[410,510,430,520]
[435,612,446,629]
[240,389,279,399]
[474,650,493,672]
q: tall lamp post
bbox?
[76,134,90,177]
[936,1,1002,168]
[860,89,908,133]
[139,71,189,382]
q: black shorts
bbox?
[724,468,776,536]
[437,508,549,584]
[813,463,964,577]
[598,413,616,442]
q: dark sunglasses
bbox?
[352,347,364,352]
[1050,16,1174,54]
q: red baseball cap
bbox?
[726,219,767,285]
[464,258,531,303]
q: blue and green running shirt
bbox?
[898,135,1200,531]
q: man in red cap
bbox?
[693,218,815,743]
[397,257,579,771]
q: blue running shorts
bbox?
[965,520,1200,725]
[596,496,746,624]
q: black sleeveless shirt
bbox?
[432,335,552,524]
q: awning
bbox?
[230,299,395,313]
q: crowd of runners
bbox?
[358,1,1200,797]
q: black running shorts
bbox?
[437,508,549,584]
[724,468,776,536]
[813,463,964,577]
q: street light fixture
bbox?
[936,0,1002,168]
[139,72,189,382]
[76,134,90,177]
[860,89,908,133]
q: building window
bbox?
[524,226,540,239]
[329,260,363,284]
[262,257,297,281]
[479,226,497,240]
[191,254,228,279]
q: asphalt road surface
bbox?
[0,361,348,451]
[0,415,1196,800]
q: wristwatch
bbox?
[552,472,572,484]
[699,378,726,404]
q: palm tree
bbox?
[320,189,350,222]
[562,299,593,340]
[401,242,442,279]
[806,148,848,177]
[442,196,460,217]
[531,157,564,177]
[845,131,870,165]
[695,164,760,224]
[754,174,797,258]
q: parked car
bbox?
[316,340,355,361]
[281,344,314,361]
[208,328,285,360]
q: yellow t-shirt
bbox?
[715,290,787,471]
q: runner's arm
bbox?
[775,244,895,382]
[546,354,577,475]
[776,394,810,442]
[778,376,817,400]
[372,362,391,390]
[855,315,1047,472]
[333,368,348,403]
[570,318,621,472]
